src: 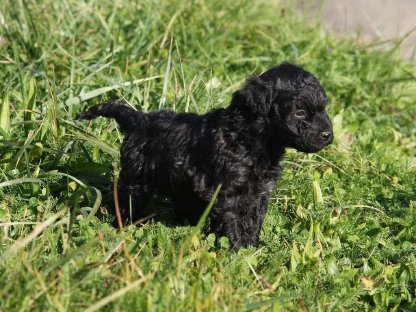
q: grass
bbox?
[0,0,416,310]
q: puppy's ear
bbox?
[230,63,306,116]
[230,77,274,116]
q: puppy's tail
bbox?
[76,101,144,133]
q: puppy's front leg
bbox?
[211,195,268,250]
[210,207,243,251]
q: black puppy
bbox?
[77,63,333,250]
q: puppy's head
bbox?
[231,63,333,153]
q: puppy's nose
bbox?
[321,131,333,141]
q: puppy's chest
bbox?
[230,156,282,192]
[255,163,282,187]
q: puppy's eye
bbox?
[294,110,307,118]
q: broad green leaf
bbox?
[0,93,10,134]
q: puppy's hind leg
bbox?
[114,180,152,227]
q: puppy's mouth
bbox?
[294,131,333,153]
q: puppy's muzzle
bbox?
[320,131,333,144]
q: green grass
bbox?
[1,0,416,310]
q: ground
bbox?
[294,0,416,59]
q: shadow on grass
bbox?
[375,191,416,216]
[99,191,203,229]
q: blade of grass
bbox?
[24,76,37,134]
[0,209,66,263]
[83,273,153,312]
[86,186,102,220]
[312,180,323,205]
[73,131,119,157]
[159,37,173,110]
[64,75,162,107]
[0,177,44,189]
[0,92,10,134]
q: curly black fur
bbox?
[77,62,333,250]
